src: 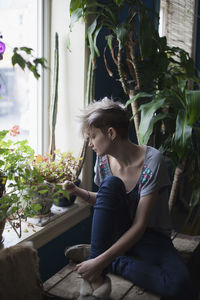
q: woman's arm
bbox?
[76,190,158,281]
[62,181,97,206]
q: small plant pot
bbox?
[54,179,80,207]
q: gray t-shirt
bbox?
[94,146,172,236]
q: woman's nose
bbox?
[88,139,93,148]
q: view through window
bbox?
[0,0,41,151]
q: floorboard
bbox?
[44,263,160,300]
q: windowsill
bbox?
[1,197,91,249]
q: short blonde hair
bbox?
[79,97,129,139]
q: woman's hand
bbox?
[61,180,77,195]
[74,258,104,282]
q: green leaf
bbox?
[173,109,192,157]
[37,188,49,195]
[0,130,9,141]
[11,53,26,69]
[125,92,153,107]
[87,18,98,60]
[33,57,47,68]
[186,90,200,125]
[20,47,33,54]
[105,34,114,51]
[114,0,125,6]
[66,32,71,52]
[138,97,166,144]
[70,0,83,13]
[27,62,40,79]
[69,8,83,30]
[139,113,168,145]
[116,22,130,49]
[93,25,102,57]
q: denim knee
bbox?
[162,266,194,299]
[96,175,127,210]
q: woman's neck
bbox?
[108,140,145,168]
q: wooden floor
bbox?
[43,263,160,300]
[43,234,200,300]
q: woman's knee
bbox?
[163,268,192,298]
[96,176,127,209]
[100,176,125,193]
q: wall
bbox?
[50,0,86,157]
[38,215,92,282]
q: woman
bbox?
[63,98,195,300]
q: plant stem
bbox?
[7,217,21,238]
[49,32,59,157]
[168,161,186,213]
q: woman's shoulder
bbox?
[144,146,167,172]
[145,146,164,161]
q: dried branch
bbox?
[104,46,114,77]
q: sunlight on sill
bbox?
[1,198,90,249]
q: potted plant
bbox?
[126,47,200,212]
[31,150,82,207]
[20,164,55,218]
[0,126,43,239]
[69,0,200,214]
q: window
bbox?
[159,0,196,58]
[0,0,87,158]
[0,0,45,153]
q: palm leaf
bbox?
[138,97,166,144]
[186,90,200,125]
[173,109,192,159]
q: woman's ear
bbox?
[107,127,117,141]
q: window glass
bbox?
[0,0,39,150]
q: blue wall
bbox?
[38,215,92,282]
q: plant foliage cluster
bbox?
[0,127,81,237]
[69,0,200,209]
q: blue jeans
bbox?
[89,176,197,299]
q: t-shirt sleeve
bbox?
[139,151,171,197]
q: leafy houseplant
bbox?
[126,46,200,211]
[128,80,200,211]
[0,126,82,238]
[32,150,82,207]
[69,0,200,216]
[0,126,42,238]
[69,0,179,137]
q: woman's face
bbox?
[88,126,111,156]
